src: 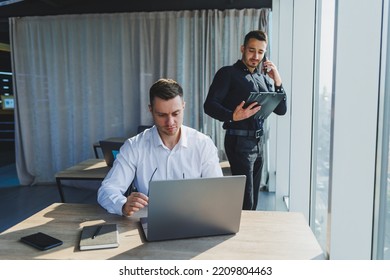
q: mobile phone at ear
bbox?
[262,55,269,75]
[20,232,63,251]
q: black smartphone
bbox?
[20,232,63,251]
[262,55,269,75]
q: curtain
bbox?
[10,9,269,184]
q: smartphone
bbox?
[20,232,63,251]
[262,55,269,75]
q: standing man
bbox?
[204,30,287,210]
[98,78,223,216]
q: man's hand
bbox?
[263,60,282,86]
[232,101,261,121]
[122,192,149,216]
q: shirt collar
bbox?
[152,125,188,149]
[180,125,188,148]
[234,59,259,74]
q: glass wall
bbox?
[311,0,335,255]
[385,141,390,259]
[376,2,390,259]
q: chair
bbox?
[137,125,152,133]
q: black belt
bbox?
[226,129,263,139]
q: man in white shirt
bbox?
[97,78,223,216]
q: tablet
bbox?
[20,232,63,251]
[245,91,286,120]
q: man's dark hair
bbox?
[149,78,183,106]
[243,30,268,46]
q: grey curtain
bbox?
[10,9,269,184]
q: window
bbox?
[311,0,335,255]
[375,4,390,259]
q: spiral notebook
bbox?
[79,223,119,250]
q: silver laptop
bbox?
[140,175,246,242]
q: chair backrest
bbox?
[99,139,125,167]
[137,125,153,134]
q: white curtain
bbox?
[10,9,269,184]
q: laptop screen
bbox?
[141,175,246,241]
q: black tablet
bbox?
[20,232,63,251]
[245,91,286,120]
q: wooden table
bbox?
[55,159,110,202]
[0,203,324,260]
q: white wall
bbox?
[328,0,382,259]
[272,0,316,219]
[271,0,293,211]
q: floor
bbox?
[0,148,275,234]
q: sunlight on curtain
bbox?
[10,9,269,184]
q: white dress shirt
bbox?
[97,125,223,215]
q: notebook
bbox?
[140,175,246,242]
[79,224,119,250]
[99,139,125,167]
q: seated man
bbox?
[98,78,223,216]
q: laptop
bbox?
[140,175,246,242]
[99,139,125,167]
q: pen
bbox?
[92,225,102,239]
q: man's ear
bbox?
[148,104,152,113]
[240,45,245,54]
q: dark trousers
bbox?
[224,134,263,210]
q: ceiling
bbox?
[0,0,272,41]
[0,0,272,71]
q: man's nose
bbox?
[253,52,260,59]
[166,116,174,125]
